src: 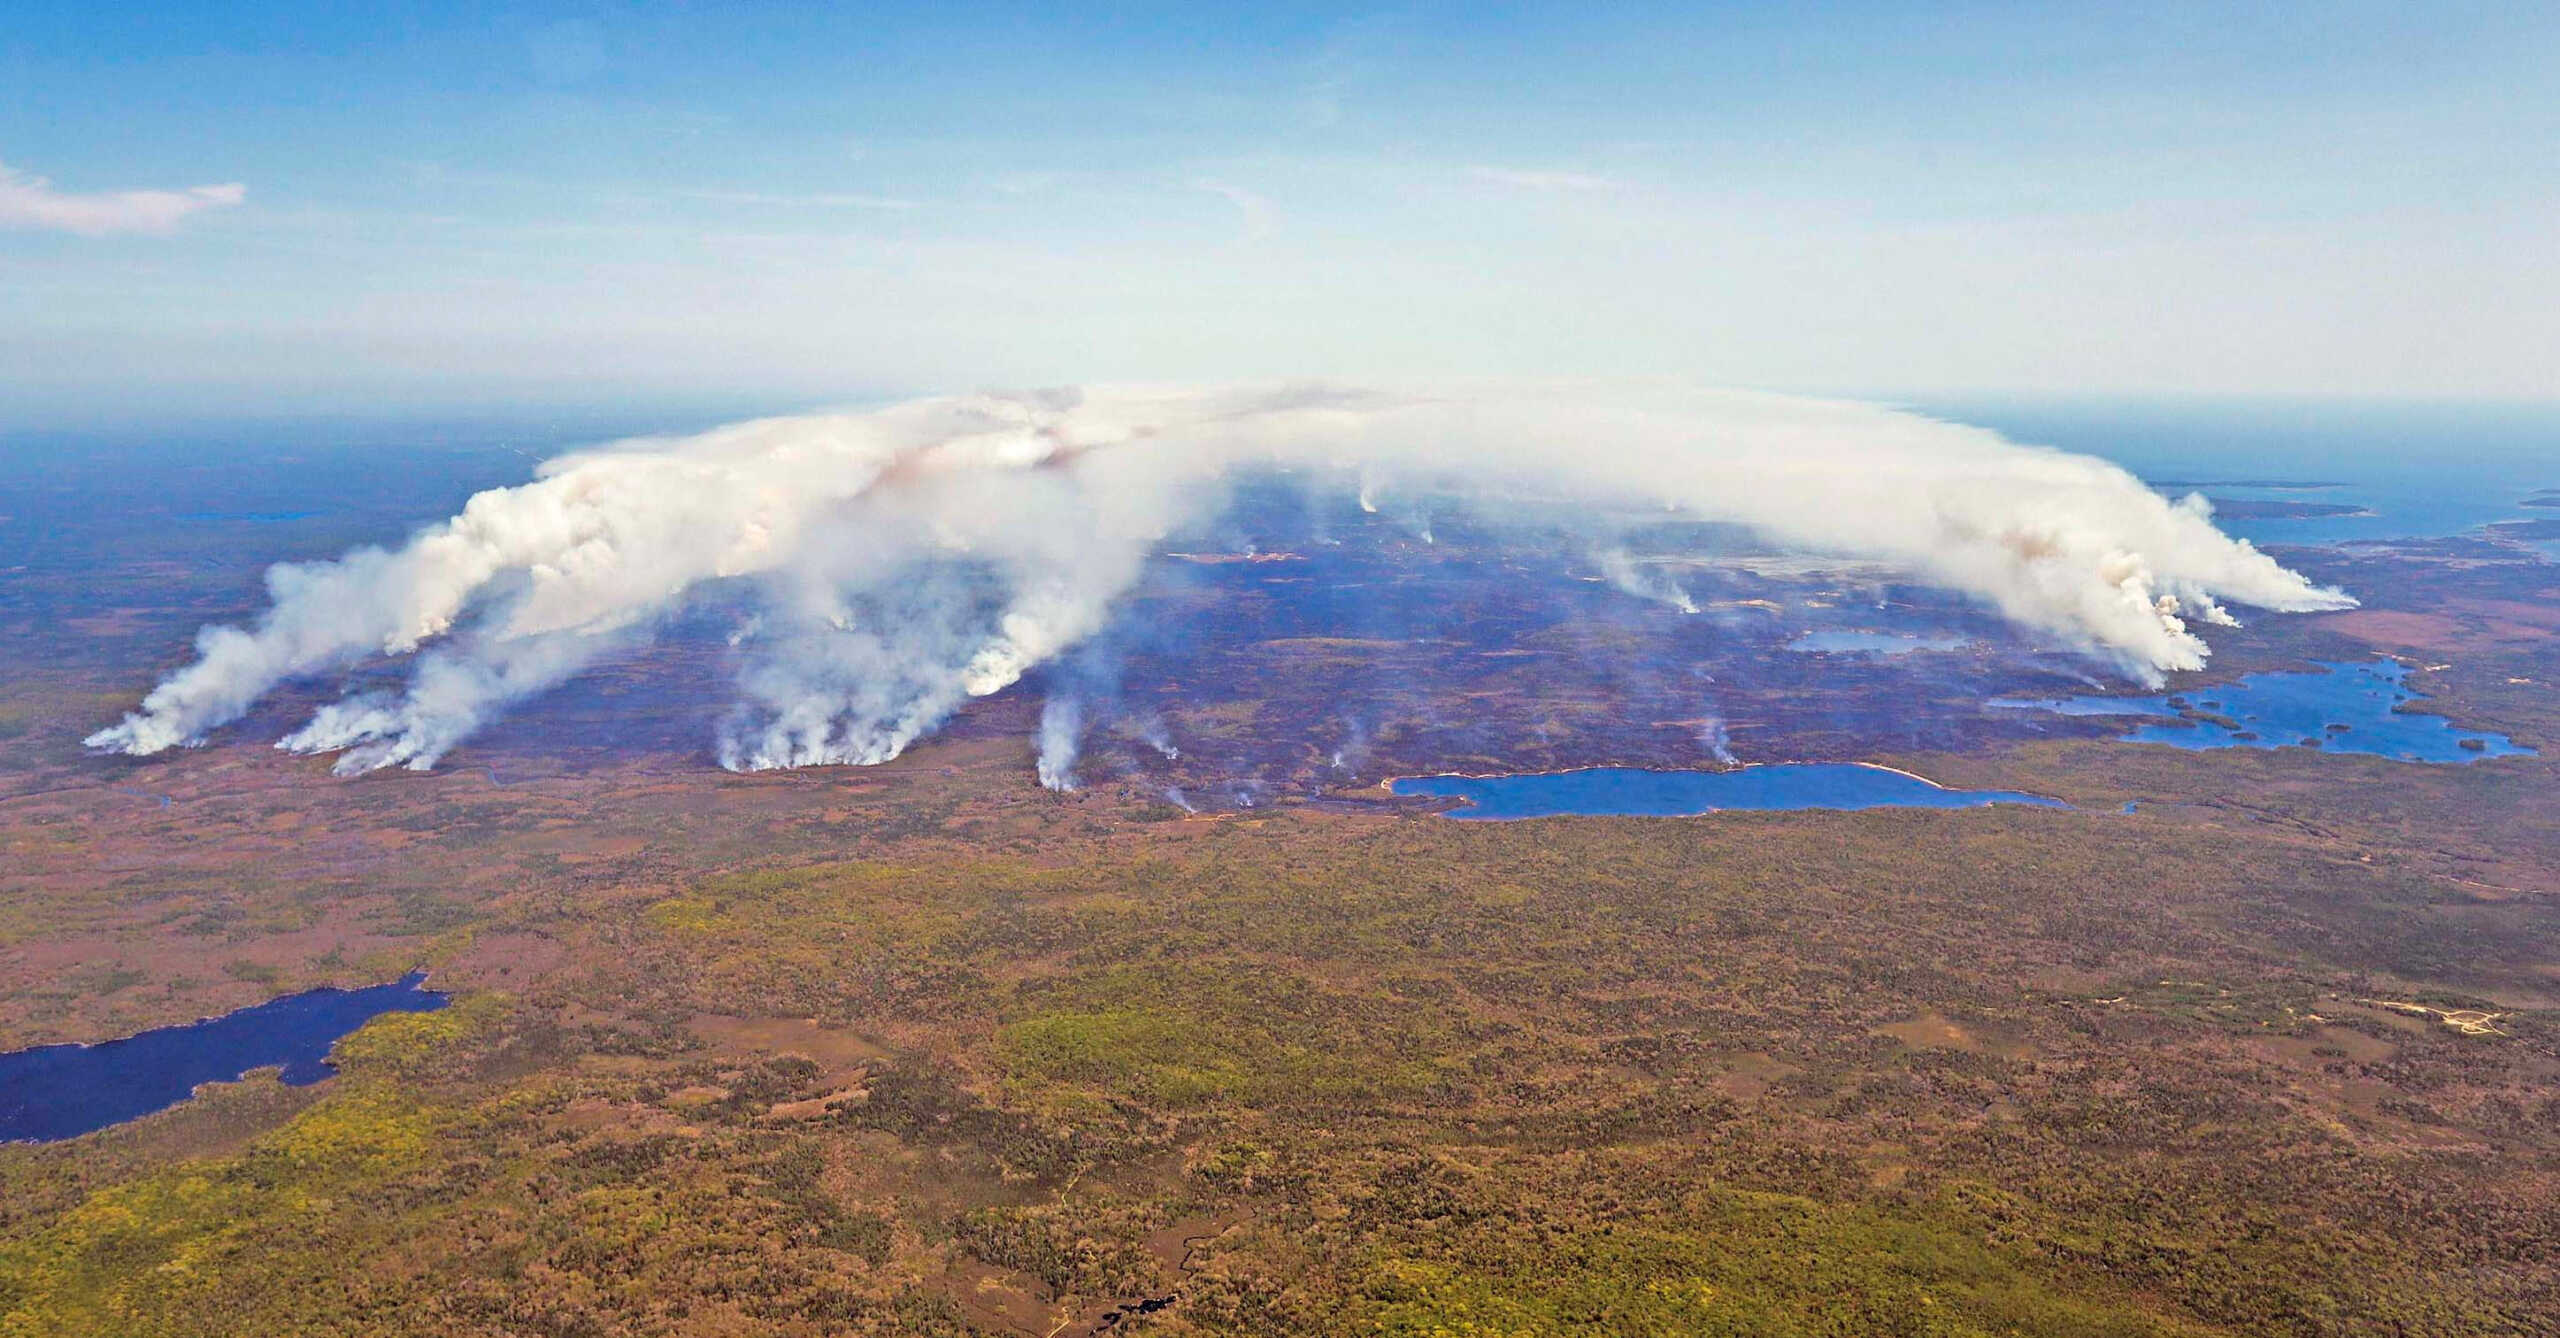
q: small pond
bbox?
[1785,630,1973,656]
[1389,763,2066,820]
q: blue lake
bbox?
[1786,630,1973,656]
[1989,659,2533,763]
[1390,764,2066,820]
[0,972,448,1144]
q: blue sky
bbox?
[4,2,2556,425]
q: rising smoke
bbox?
[87,383,2352,775]
[1592,547,1700,614]
[1695,715,1737,765]
[1035,692,1083,791]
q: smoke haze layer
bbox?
[86,383,2352,774]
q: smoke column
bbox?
[1696,715,1737,765]
[1035,694,1083,791]
[86,383,2352,774]
[1593,547,1700,614]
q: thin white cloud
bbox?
[988,171,1067,197]
[0,161,246,235]
[1468,165,1619,192]
[678,189,917,211]
[1192,178,1276,241]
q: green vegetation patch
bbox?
[998,964,1455,1109]
[1357,1185,2223,1338]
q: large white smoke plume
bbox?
[88,383,2352,774]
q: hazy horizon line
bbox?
[7,381,2559,444]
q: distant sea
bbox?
[1926,399,2560,552]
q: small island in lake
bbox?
[2196,497,2377,521]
